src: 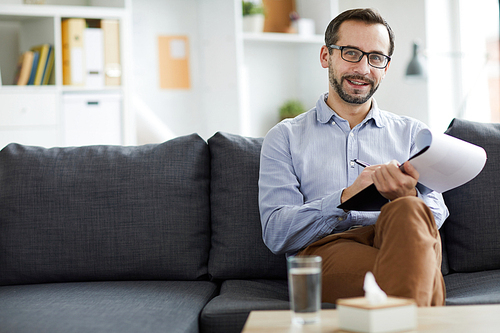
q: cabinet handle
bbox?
[87,101,99,105]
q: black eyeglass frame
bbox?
[328,44,391,69]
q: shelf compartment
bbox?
[243,32,324,44]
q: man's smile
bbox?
[344,75,374,89]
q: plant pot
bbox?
[242,14,265,33]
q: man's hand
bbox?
[372,160,418,200]
[341,160,419,203]
[341,164,378,203]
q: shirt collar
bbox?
[316,93,385,128]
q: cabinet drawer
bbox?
[62,93,122,146]
[0,92,58,127]
[0,128,60,149]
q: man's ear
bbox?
[320,45,330,69]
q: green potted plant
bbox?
[279,99,306,120]
[242,1,265,33]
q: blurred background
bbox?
[131,0,499,142]
[0,0,498,146]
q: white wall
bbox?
[131,0,204,138]
[339,0,430,125]
[132,0,242,140]
[131,0,462,140]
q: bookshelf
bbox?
[0,0,133,148]
[198,0,338,138]
[239,0,339,137]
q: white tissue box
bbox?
[337,296,417,333]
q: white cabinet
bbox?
[62,93,121,146]
[0,89,60,147]
[0,0,132,148]
[0,90,58,127]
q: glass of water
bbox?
[287,255,322,324]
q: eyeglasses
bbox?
[329,45,391,69]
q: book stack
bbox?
[62,18,121,87]
[13,44,54,86]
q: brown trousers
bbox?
[298,196,445,306]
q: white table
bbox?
[242,304,500,332]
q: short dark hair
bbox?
[325,8,395,57]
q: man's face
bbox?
[328,20,391,105]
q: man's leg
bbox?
[298,226,378,303]
[298,196,444,306]
[372,196,445,306]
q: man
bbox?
[258,8,449,306]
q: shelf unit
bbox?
[237,0,338,137]
[195,0,338,138]
[0,0,133,148]
[242,32,325,43]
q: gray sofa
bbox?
[0,118,498,333]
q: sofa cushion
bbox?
[443,119,500,272]
[200,279,335,333]
[444,270,500,305]
[439,228,450,276]
[208,132,287,280]
[200,279,290,333]
[0,134,211,285]
[0,280,218,333]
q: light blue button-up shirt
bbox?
[258,93,449,255]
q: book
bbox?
[337,296,417,333]
[62,18,86,86]
[41,45,55,85]
[338,129,487,211]
[102,19,121,86]
[13,51,34,85]
[30,44,51,85]
[27,51,40,85]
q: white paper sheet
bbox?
[409,129,487,193]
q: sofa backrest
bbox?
[0,134,211,286]
[207,132,287,280]
[442,118,500,273]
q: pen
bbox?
[353,159,371,168]
[354,158,407,172]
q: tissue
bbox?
[337,271,417,332]
[363,272,387,305]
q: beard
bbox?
[329,65,379,105]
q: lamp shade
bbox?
[406,42,426,78]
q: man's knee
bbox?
[382,196,434,224]
[387,196,427,212]
[376,196,438,242]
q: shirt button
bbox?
[338,216,345,221]
[350,132,354,137]
[349,161,355,167]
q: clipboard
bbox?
[337,129,487,212]
[338,184,388,211]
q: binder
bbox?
[84,27,105,87]
[13,51,34,85]
[27,51,40,85]
[30,44,51,85]
[62,18,86,86]
[101,19,121,86]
